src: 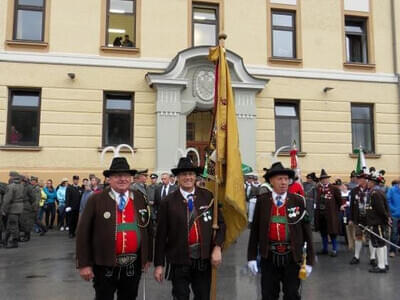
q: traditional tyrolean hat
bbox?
[319,169,331,179]
[103,157,137,177]
[263,162,295,183]
[171,157,202,176]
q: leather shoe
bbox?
[369,266,386,273]
[349,257,360,264]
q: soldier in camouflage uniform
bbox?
[1,171,24,248]
[20,176,41,242]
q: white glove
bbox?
[65,207,72,212]
[305,265,312,277]
[248,260,258,275]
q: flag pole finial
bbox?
[218,33,227,47]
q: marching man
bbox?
[154,156,226,300]
[247,162,314,300]
[76,156,153,300]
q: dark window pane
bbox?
[187,122,195,141]
[352,123,372,152]
[272,14,293,27]
[12,94,39,107]
[9,111,38,145]
[107,14,135,47]
[275,105,296,117]
[351,106,370,120]
[105,113,131,145]
[194,23,216,46]
[16,10,43,40]
[18,0,44,7]
[106,99,131,110]
[275,117,300,150]
[272,30,294,57]
[193,8,216,21]
[346,35,363,62]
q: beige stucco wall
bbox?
[0,0,399,184]
[255,76,400,182]
[0,62,156,183]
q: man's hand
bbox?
[79,266,94,281]
[154,266,164,283]
[65,207,72,213]
[211,246,222,267]
[348,220,353,225]
[143,262,151,273]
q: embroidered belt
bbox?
[270,242,291,254]
[116,253,137,267]
[270,242,292,267]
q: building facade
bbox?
[0,0,399,183]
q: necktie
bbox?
[162,185,167,199]
[119,193,126,211]
[187,194,194,212]
[276,195,282,206]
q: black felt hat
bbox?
[103,157,137,177]
[319,169,331,179]
[171,157,202,176]
[263,162,295,183]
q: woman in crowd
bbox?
[79,180,93,216]
[57,178,68,231]
[43,179,57,229]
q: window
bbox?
[106,0,136,48]
[345,17,368,63]
[13,0,46,41]
[187,122,195,141]
[274,102,300,150]
[351,104,374,153]
[7,90,41,146]
[192,3,218,46]
[271,10,296,58]
[103,93,133,146]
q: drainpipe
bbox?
[391,0,400,103]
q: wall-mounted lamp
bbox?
[67,73,76,80]
[323,87,334,93]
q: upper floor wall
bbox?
[0,0,399,74]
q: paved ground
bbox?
[0,229,399,300]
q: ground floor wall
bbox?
[0,62,399,184]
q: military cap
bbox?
[9,171,19,177]
[150,173,158,179]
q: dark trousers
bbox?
[68,211,79,235]
[260,256,301,300]
[45,203,56,228]
[171,260,211,300]
[92,261,142,300]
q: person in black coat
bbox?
[66,175,83,238]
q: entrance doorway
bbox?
[186,110,213,167]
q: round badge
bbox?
[104,211,111,219]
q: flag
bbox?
[355,146,367,174]
[289,140,301,180]
[208,45,247,248]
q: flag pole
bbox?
[210,32,227,300]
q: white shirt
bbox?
[180,187,195,201]
[111,188,129,206]
[272,191,287,206]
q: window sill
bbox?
[349,153,381,159]
[272,151,307,157]
[268,57,303,65]
[0,145,42,151]
[343,62,376,70]
[6,40,48,48]
[100,46,140,54]
[97,147,137,153]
